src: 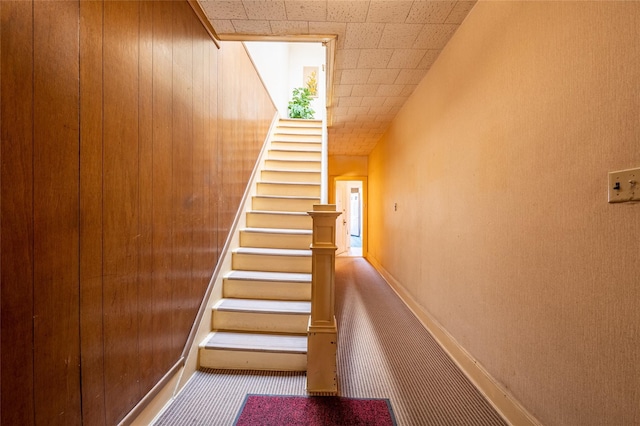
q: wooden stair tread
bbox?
[225,270,311,283]
[265,159,320,162]
[259,181,320,187]
[253,195,319,200]
[234,247,311,256]
[248,210,310,216]
[202,331,307,354]
[241,227,312,235]
[215,298,311,314]
[262,168,320,175]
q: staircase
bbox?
[199,118,322,371]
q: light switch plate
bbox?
[608,167,640,203]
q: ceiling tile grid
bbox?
[198,0,477,155]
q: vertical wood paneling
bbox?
[209,42,221,259]
[171,1,195,353]
[151,0,176,378]
[102,2,141,422]
[138,0,155,395]
[218,42,276,251]
[1,1,276,423]
[32,1,81,423]
[0,2,35,424]
[192,25,208,295]
[79,1,106,423]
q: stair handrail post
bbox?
[306,204,341,393]
[320,118,328,204]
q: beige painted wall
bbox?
[328,155,368,204]
[329,155,368,177]
[368,2,640,425]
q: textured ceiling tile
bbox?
[413,24,458,49]
[232,19,272,34]
[368,68,400,84]
[395,68,426,84]
[406,1,455,24]
[360,96,386,107]
[348,106,370,115]
[366,1,413,23]
[327,1,370,23]
[212,19,236,34]
[332,106,350,116]
[340,68,372,85]
[285,1,327,21]
[309,21,347,47]
[344,23,385,48]
[387,49,426,68]
[334,84,353,97]
[338,96,363,107]
[351,84,380,97]
[270,20,309,34]
[367,105,392,115]
[335,49,360,69]
[357,49,393,68]
[400,84,418,96]
[375,84,405,97]
[417,49,441,68]
[242,1,287,20]
[383,96,406,107]
[445,1,476,24]
[378,23,423,48]
[201,1,248,20]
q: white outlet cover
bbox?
[608,167,640,203]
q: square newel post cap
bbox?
[311,204,337,212]
[307,204,341,248]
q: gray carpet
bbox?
[154,257,506,425]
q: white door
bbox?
[350,190,360,237]
[335,181,350,255]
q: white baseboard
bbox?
[366,256,540,426]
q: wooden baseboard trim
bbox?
[367,256,540,426]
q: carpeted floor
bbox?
[154,257,507,426]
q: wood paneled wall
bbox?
[0,1,276,424]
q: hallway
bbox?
[154,258,505,425]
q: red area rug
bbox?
[234,394,397,426]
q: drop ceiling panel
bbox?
[285,1,327,21]
[366,1,414,23]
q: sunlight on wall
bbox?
[245,41,326,120]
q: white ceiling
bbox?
[198,0,477,156]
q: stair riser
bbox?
[252,197,318,213]
[268,150,321,161]
[199,348,306,371]
[246,213,312,229]
[271,141,321,151]
[232,253,312,273]
[257,183,320,197]
[213,311,309,334]
[264,160,320,172]
[240,231,311,250]
[261,170,320,183]
[223,279,311,300]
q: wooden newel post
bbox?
[306,204,341,393]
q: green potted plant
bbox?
[287,87,315,119]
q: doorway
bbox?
[335,179,366,257]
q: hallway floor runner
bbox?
[234,394,396,426]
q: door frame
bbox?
[329,176,368,258]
